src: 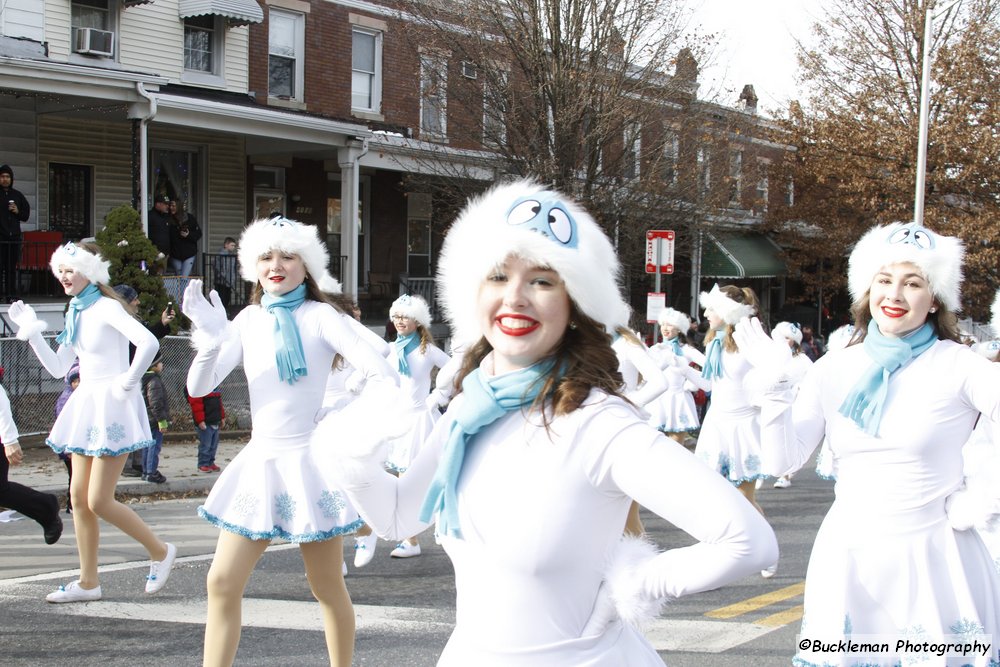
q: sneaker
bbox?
[390,541,421,558]
[47,580,102,604]
[761,562,778,579]
[342,561,348,576]
[773,477,792,489]
[198,465,213,473]
[144,471,167,484]
[145,542,178,594]
[208,464,221,472]
[755,478,764,490]
[43,514,63,545]
[122,467,142,478]
[353,534,378,568]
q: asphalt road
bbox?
[0,462,834,666]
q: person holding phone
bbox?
[0,164,30,302]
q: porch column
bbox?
[337,140,366,296]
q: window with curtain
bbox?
[352,28,382,113]
[269,9,304,100]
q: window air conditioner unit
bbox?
[461,61,477,79]
[74,28,114,57]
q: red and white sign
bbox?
[646,292,666,323]
[645,230,675,274]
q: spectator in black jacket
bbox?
[0,164,30,302]
[148,195,173,264]
[168,199,202,276]
[141,352,170,484]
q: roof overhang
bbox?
[702,231,786,279]
[362,132,497,180]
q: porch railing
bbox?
[1,234,66,302]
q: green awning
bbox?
[701,232,786,278]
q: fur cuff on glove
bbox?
[603,535,667,629]
[189,322,234,352]
[946,486,1000,532]
[15,319,46,342]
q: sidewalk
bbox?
[10,438,248,501]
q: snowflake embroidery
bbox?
[106,422,126,443]
[843,614,852,636]
[232,493,259,518]
[744,453,761,473]
[274,493,296,523]
[317,490,346,519]
[950,617,985,637]
[86,425,101,445]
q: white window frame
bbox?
[419,52,449,141]
[351,27,383,115]
[662,128,678,186]
[482,65,509,148]
[624,122,641,181]
[756,158,771,211]
[729,149,743,206]
[182,14,226,86]
[697,147,711,194]
[268,8,305,102]
[70,0,117,63]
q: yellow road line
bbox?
[705,581,805,620]
[756,604,804,628]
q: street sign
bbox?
[646,292,666,323]
[645,230,675,274]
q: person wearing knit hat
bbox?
[691,283,779,577]
[734,221,1000,666]
[319,179,777,665]
[6,241,176,603]
[0,164,30,302]
[181,216,397,667]
[647,307,707,443]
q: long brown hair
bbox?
[703,285,760,353]
[454,303,624,426]
[848,290,960,344]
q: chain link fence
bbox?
[0,334,251,438]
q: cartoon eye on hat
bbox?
[64,242,78,256]
[887,222,936,250]
[506,193,579,248]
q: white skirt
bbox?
[646,388,700,433]
[46,378,153,457]
[198,431,362,542]
[694,405,764,484]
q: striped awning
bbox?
[178,0,264,27]
[701,232,787,279]
[123,0,154,7]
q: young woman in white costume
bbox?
[378,293,451,559]
[181,218,397,667]
[766,321,813,489]
[317,180,778,666]
[736,221,1000,667]
[647,307,706,441]
[8,241,176,602]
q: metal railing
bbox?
[0,236,67,301]
[0,334,251,438]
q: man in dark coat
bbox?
[147,194,173,260]
[0,165,30,302]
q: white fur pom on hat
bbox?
[390,294,432,329]
[237,217,330,283]
[699,284,755,325]
[771,321,803,345]
[847,221,964,312]
[436,179,626,345]
[50,242,111,285]
[317,272,343,295]
[826,324,857,352]
[657,307,690,333]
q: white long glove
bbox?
[733,317,791,370]
[8,301,46,341]
[182,279,229,349]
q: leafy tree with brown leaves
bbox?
[765,0,1000,321]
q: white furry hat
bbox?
[317,272,343,295]
[699,284,755,325]
[237,217,330,283]
[826,323,856,352]
[848,221,964,312]
[436,179,626,345]
[771,321,803,345]
[991,290,1000,339]
[972,339,1000,360]
[49,242,111,285]
[390,294,432,329]
[657,307,690,333]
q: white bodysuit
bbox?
[384,342,451,472]
[29,297,158,456]
[763,340,1000,666]
[188,300,394,542]
[335,357,779,666]
[647,341,706,432]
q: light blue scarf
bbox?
[667,336,683,356]
[701,335,723,380]
[838,321,937,435]
[420,358,555,538]
[394,332,420,377]
[56,283,102,346]
[261,284,308,385]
